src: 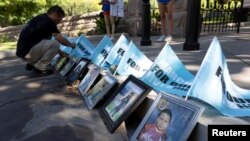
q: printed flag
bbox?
[91,35,114,66]
[141,44,194,96]
[116,41,153,78]
[101,34,129,69]
[186,37,250,117]
[59,36,79,54]
[69,34,95,59]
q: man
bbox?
[16,5,75,75]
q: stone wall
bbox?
[0,8,129,42]
[0,12,100,41]
[59,11,101,37]
[0,1,188,41]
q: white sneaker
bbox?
[157,35,166,42]
[110,36,115,41]
[165,35,172,42]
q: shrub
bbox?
[0,34,10,43]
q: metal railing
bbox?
[200,0,244,33]
[150,0,245,36]
[151,7,161,35]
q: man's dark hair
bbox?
[47,5,65,17]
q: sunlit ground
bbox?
[0,42,16,51]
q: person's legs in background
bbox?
[103,11,111,37]
[166,0,176,42]
[157,2,168,42]
[109,15,115,40]
[25,39,60,73]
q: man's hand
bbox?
[70,43,76,49]
[53,33,76,49]
[58,50,68,57]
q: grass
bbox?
[0,42,17,51]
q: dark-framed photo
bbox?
[83,71,118,110]
[131,93,204,141]
[55,56,67,71]
[78,64,101,97]
[99,74,152,133]
[50,53,61,68]
[59,57,79,77]
[65,58,90,85]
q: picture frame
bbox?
[78,64,101,97]
[99,74,152,133]
[59,57,79,77]
[55,56,67,71]
[50,53,61,68]
[131,92,204,141]
[65,58,90,85]
[83,71,118,110]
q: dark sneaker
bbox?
[33,67,54,76]
[25,63,34,71]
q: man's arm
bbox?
[53,33,76,48]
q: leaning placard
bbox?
[59,57,79,77]
[131,92,204,141]
[65,58,90,85]
[83,71,118,110]
[99,74,152,133]
[78,64,101,97]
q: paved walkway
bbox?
[0,29,250,141]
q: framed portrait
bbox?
[78,64,101,97]
[65,58,90,85]
[131,93,204,141]
[55,56,67,71]
[59,57,79,77]
[83,71,118,110]
[99,74,152,133]
[50,53,62,68]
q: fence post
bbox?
[183,0,201,50]
[141,0,152,46]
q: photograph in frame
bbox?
[65,58,90,85]
[99,75,152,133]
[131,93,204,141]
[55,56,67,71]
[50,53,61,68]
[59,57,79,77]
[84,71,118,110]
[78,64,101,97]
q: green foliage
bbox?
[0,0,44,27]
[58,0,101,16]
[0,0,102,27]
[0,34,10,43]
[95,15,107,34]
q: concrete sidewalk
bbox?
[0,30,250,141]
